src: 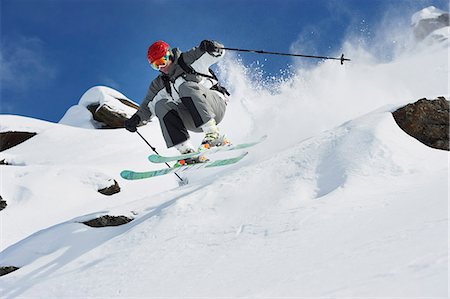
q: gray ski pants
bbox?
[154,81,227,148]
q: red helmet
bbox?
[147,40,171,64]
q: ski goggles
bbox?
[150,50,172,70]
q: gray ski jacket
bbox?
[136,41,226,122]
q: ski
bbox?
[121,151,248,180]
[148,135,267,163]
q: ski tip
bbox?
[239,151,249,161]
[148,154,160,163]
[232,151,249,161]
[120,170,132,180]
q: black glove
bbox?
[200,40,219,54]
[124,114,141,132]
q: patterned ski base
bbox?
[148,135,267,163]
[121,152,248,180]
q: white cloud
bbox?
[0,36,58,92]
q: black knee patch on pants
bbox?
[181,97,205,128]
[163,110,189,146]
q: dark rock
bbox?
[87,98,141,129]
[82,215,133,227]
[0,132,37,152]
[0,159,24,166]
[393,97,449,150]
[93,103,131,129]
[0,266,19,276]
[79,86,144,129]
[0,195,6,211]
[86,103,100,116]
[98,180,121,196]
[117,98,140,110]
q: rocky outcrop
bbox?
[98,180,121,196]
[82,215,133,227]
[393,97,449,151]
[0,266,19,277]
[412,6,449,42]
[60,86,143,129]
[87,98,140,129]
[0,195,6,211]
[0,132,37,152]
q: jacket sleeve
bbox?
[135,76,170,121]
[182,40,225,75]
[135,81,158,121]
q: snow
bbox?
[0,115,56,133]
[411,6,448,26]
[59,86,138,128]
[425,26,450,45]
[0,7,449,298]
[411,6,449,46]
[1,109,447,297]
[57,105,98,129]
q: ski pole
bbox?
[219,47,351,65]
[135,129,184,183]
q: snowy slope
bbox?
[0,115,179,248]
[1,7,448,298]
[1,108,447,297]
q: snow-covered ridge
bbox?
[411,6,448,25]
[411,6,449,43]
[59,86,139,129]
[0,115,56,133]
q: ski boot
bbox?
[198,119,231,151]
[173,154,209,168]
[174,140,208,168]
[199,133,231,151]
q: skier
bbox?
[124,40,231,165]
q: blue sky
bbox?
[1,0,448,122]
